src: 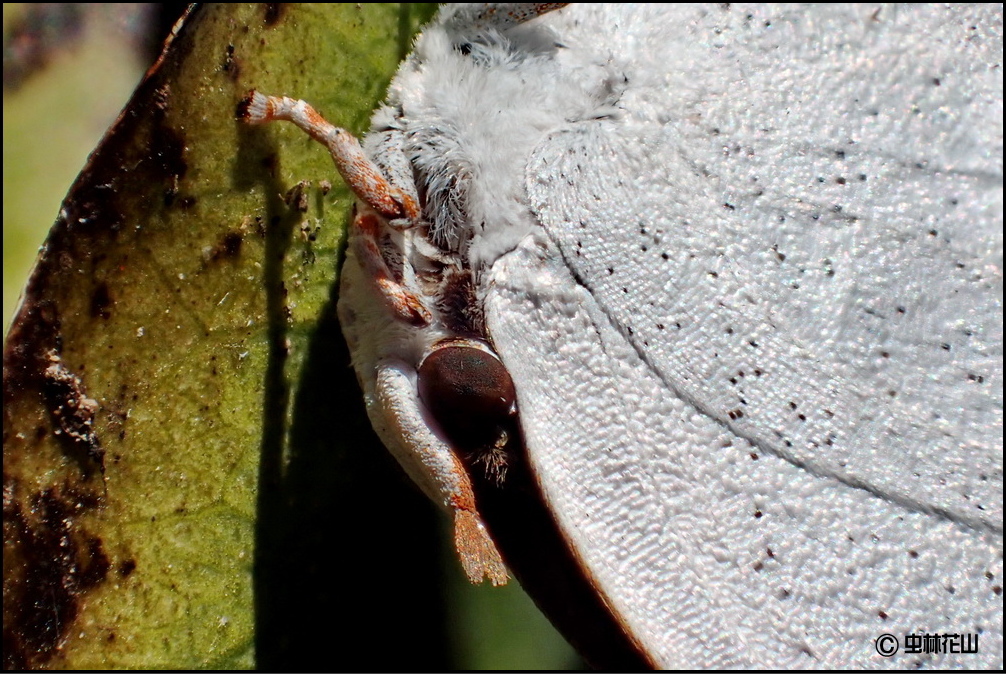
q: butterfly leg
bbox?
[242,90,507,585]
[351,209,432,327]
[241,91,429,326]
[374,360,509,586]
[240,90,419,221]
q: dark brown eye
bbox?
[417,343,516,452]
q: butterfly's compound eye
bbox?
[417,341,516,452]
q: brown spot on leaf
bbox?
[118,558,137,577]
[42,351,104,476]
[284,180,310,213]
[222,43,240,81]
[3,480,110,669]
[156,126,189,207]
[89,282,112,320]
[207,231,244,262]
[263,4,287,25]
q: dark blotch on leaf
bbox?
[42,351,105,475]
[222,43,240,80]
[208,231,244,262]
[263,4,287,25]
[2,483,110,670]
[90,282,112,319]
[152,125,188,206]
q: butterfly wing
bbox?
[485,4,1002,667]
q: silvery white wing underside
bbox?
[484,4,1002,668]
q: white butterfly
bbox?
[245,4,1003,668]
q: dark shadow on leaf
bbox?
[237,119,452,668]
[257,280,453,669]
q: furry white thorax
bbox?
[368,4,624,270]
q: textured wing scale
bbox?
[484,3,1001,667]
